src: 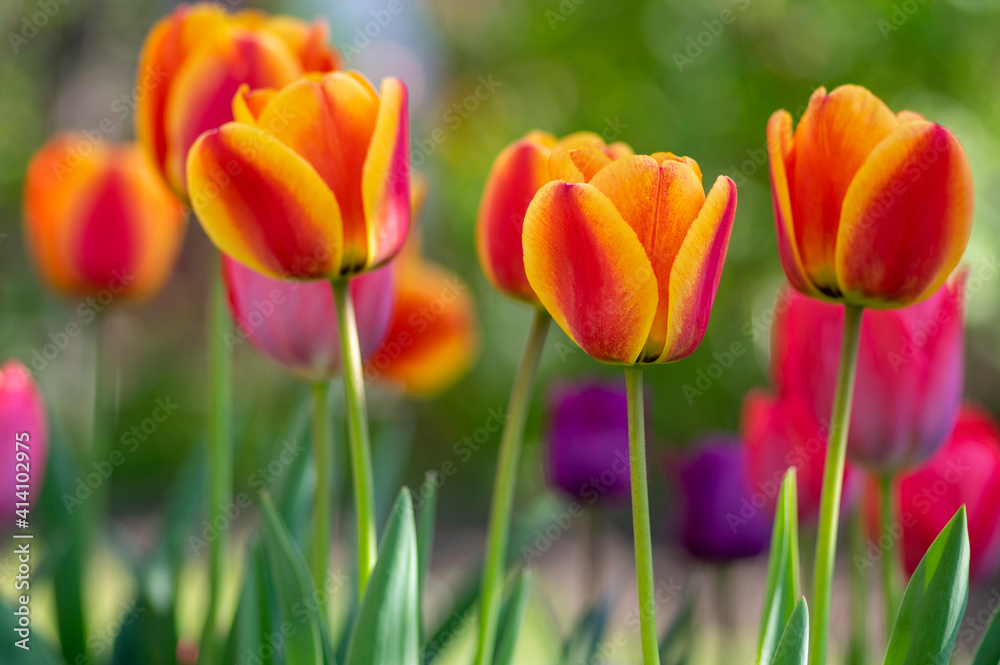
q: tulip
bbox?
[222,256,395,383]
[543,381,631,504]
[741,389,861,523]
[476,130,634,304]
[772,275,965,474]
[868,406,1000,581]
[522,153,736,365]
[767,84,973,308]
[364,257,478,397]
[23,135,186,301]
[0,361,47,530]
[187,72,410,280]
[137,3,340,198]
[674,437,771,562]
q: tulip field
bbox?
[4,0,1000,664]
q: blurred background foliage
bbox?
[1,0,999,553]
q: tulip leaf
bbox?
[970,598,1000,665]
[346,488,420,665]
[757,468,801,665]
[493,569,533,665]
[560,596,611,665]
[417,471,439,643]
[770,597,809,665]
[660,584,696,665]
[260,491,325,665]
[883,506,969,665]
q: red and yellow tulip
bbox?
[476,130,634,304]
[186,72,410,280]
[137,3,340,198]
[23,135,186,301]
[522,153,736,364]
[767,84,973,308]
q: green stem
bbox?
[847,508,867,665]
[808,303,864,665]
[198,266,232,665]
[878,473,900,638]
[624,365,660,665]
[473,308,551,665]
[310,380,332,602]
[331,278,377,599]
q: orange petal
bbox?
[790,85,899,292]
[366,261,479,397]
[258,15,341,72]
[557,131,608,151]
[836,121,974,307]
[548,147,612,183]
[361,77,410,272]
[588,155,705,361]
[231,84,276,124]
[475,138,552,304]
[186,122,344,279]
[523,181,658,365]
[662,176,737,362]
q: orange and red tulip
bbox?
[186,72,410,280]
[522,153,736,365]
[767,84,974,308]
[476,131,634,305]
[137,3,340,198]
[23,135,185,301]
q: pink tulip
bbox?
[772,274,965,473]
[221,256,395,383]
[0,361,48,529]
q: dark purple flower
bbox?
[544,380,632,504]
[674,436,771,562]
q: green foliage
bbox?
[757,469,801,665]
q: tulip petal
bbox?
[767,109,819,297]
[548,147,612,183]
[790,85,899,292]
[187,122,344,279]
[258,16,341,72]
[475,139,551,303]
[662,176,737,362]
[362,77,410,271]
[589,155,706,361]
[836,121,974,307]
[523,181,658,365]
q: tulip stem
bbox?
[808,303,864,665]
[624,365,661,665]
[847,508,868,665]
[877,473,900,638]
[473,308,551,665]
[199,265,233,665]
[310,379,332,606]
[331,278,377,599]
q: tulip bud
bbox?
[767,85,973,308]
[137,3,340,198]
[869,406,1000,581]
[543,381,633,504]
[23,136,185,302]
[772,275,965,473]
[222,256,394,383]
[672,437,771,562]
[0,361,47,530]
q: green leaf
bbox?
[970,596,1000,665]
[111,589,178,665]
[561,597,611,665]
[757,468,801,665]
[260,492,324,665]
[416,471,438,644]
[883,506,969,665]
[770,597,809,665]
[0,597,63,664]
[660,585,696,665]
[346,488,420,665]
[492,569,533,665]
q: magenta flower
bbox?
[222,256,395,383]
[0,361,47,529]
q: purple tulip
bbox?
[0,361,47,529]
[544,381,632,504]
[222,255,395,383]
[674,436,771,562]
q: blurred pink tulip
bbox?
[0,361,48,529]
[772,273,965,473]
[222,256,395,383]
